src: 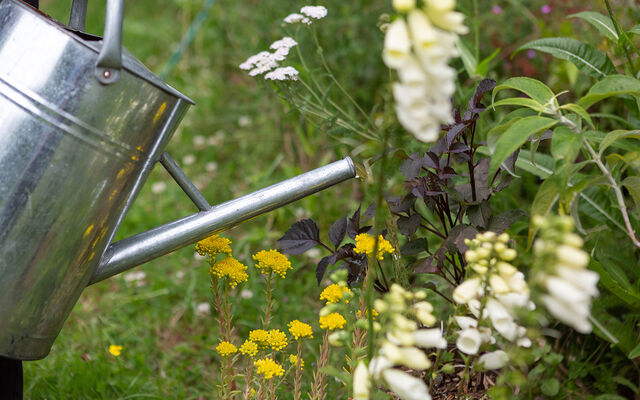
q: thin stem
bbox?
[294,341,303,400]
[264,271,273,329]
[604,0,639,74]
[311,331,331,400]
[559,114,640,248]
[473,0,480,63]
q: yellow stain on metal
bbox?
[153,102,167,124]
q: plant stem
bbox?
[559,114,640,247]
[294,341,303,400]
[311,331,331,400]
[264,271,273,329]
[603,0,639,74]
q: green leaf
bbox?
[590,259,640,308]
[476,48,500,77]
[598,130,640,155]
[569,11,618,41]
[578,75,640,109]
[517,37,617,78]
[458,39,477,79]
[629,24,640,35]
[622,176,640,211]
[551,125,582,163]
[486,117,523,153]
[528,176,560,246]
[629,342,640,359]
[560,103,594,128]
[489,116,557,179]
[491,97,545,112]
[541,378,560,396]
[493,77,556,106]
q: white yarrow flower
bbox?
[270,37,298,50]
[283,13,305,24]
[264,66,300,81]
[300,5,328,19]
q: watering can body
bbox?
[0,0,194,360]
[0,0,355,361]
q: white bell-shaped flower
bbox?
[383,19,412,69]
[456,328,482,355]
[413,328,447,349]
[353,361,371,400]
[452,278,481,304]
[486,298,518,341]
[382,368,432,400]
[478,350,509,370]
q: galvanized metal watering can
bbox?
[0,0,355,361]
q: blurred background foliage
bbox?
[22,0,640,398]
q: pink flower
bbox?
[491,5,502,14]
[540,4,551,14]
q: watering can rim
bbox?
[5,0,195,104]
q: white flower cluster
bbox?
[532,215,599,334]
[284,5,327,25]
[452,232,532,365]
[383,1,467,142]
[354,284,446,400]
[239,36,299,79]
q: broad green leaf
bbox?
[489,116,557,179]
[598,129,640,155]
[491,97,545,112]
[486,117,523,153]
[586,130,640,152]
[476,48,500,77]
[528,176,560,246]
[493,77,556,106]
[629,342,640,359]
[551,125,582,162]
[578,75,640,109]
[458,39,477,79]
[513,149,553,178]
[569,11,618,41]
[622,176,640,211]
[590,259,640,308]
[560,103,594,128]
[518,37,616,78]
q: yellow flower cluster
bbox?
[253,249,293,278]
[288,320,313,340]
[289,354,304,369]
[210,256,249,288]
[356,308,379,319]
[195,234,232,257]
[266,329,288,351]
[353,233,395,260]
[320,284,352,304]
[108,345,122,357]
[215,341,237,357]
[239,340,258,357]
[254,358,285,380]
[319,312,347,331]
[249,329,270,348]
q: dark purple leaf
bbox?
[439,166,457,180]
[316,253,338,284]
[400,237,429,256]
[413,256,439,274]
[453,226,479,254]
[433,224,476,267]
[347,205,361,239]
[449,142,471,153]
[424,152,440,170]
[397,213,422,239]
[328,214,348,248]
[401,152,423,180]
[487,209,528,232]
[387,194,416,214]
[467,202,491,228]
[362,202,376,222]
[469,78,497,112]
[446,123,468,147]
[278,219,320,255]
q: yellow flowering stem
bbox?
[311,331,331,400]
[294,341,303,400]
[212,281,236,399]
[263,271,273,329]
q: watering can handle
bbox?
[91,0,124,85]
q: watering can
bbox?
[0,0,356,361]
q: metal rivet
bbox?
[102,70,111,79]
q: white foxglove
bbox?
[478,350,508,370]
[353,362,370,400]
[452,277,481,304]
[413,328,447,349]
[382,369,432,400]
[383,19,412,69]
[456,328,481,355]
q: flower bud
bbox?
[393,0,416,12]
[328,331,348,347]
[441,363,455,374]
[381,342,431,370]
[493,242,506,253]
[413,290,427,300]
[478,350,508,370]
[373,299,388,313]
[319,303,339,317]
[413,328,447,349]
[465,250,479,263]
[452,278,481,304]
[481,231,496,241]
[489,274,510,294]
[497,232,510,243]
[475,247,491,260]
[470,263,488,275]
[393,315,418,332]
[563,233,584,248]
[556,245,589,269]
[496,261,517,277]
[499,248,517,261]
[353,362,370,400]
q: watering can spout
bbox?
[88,157,356,285]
